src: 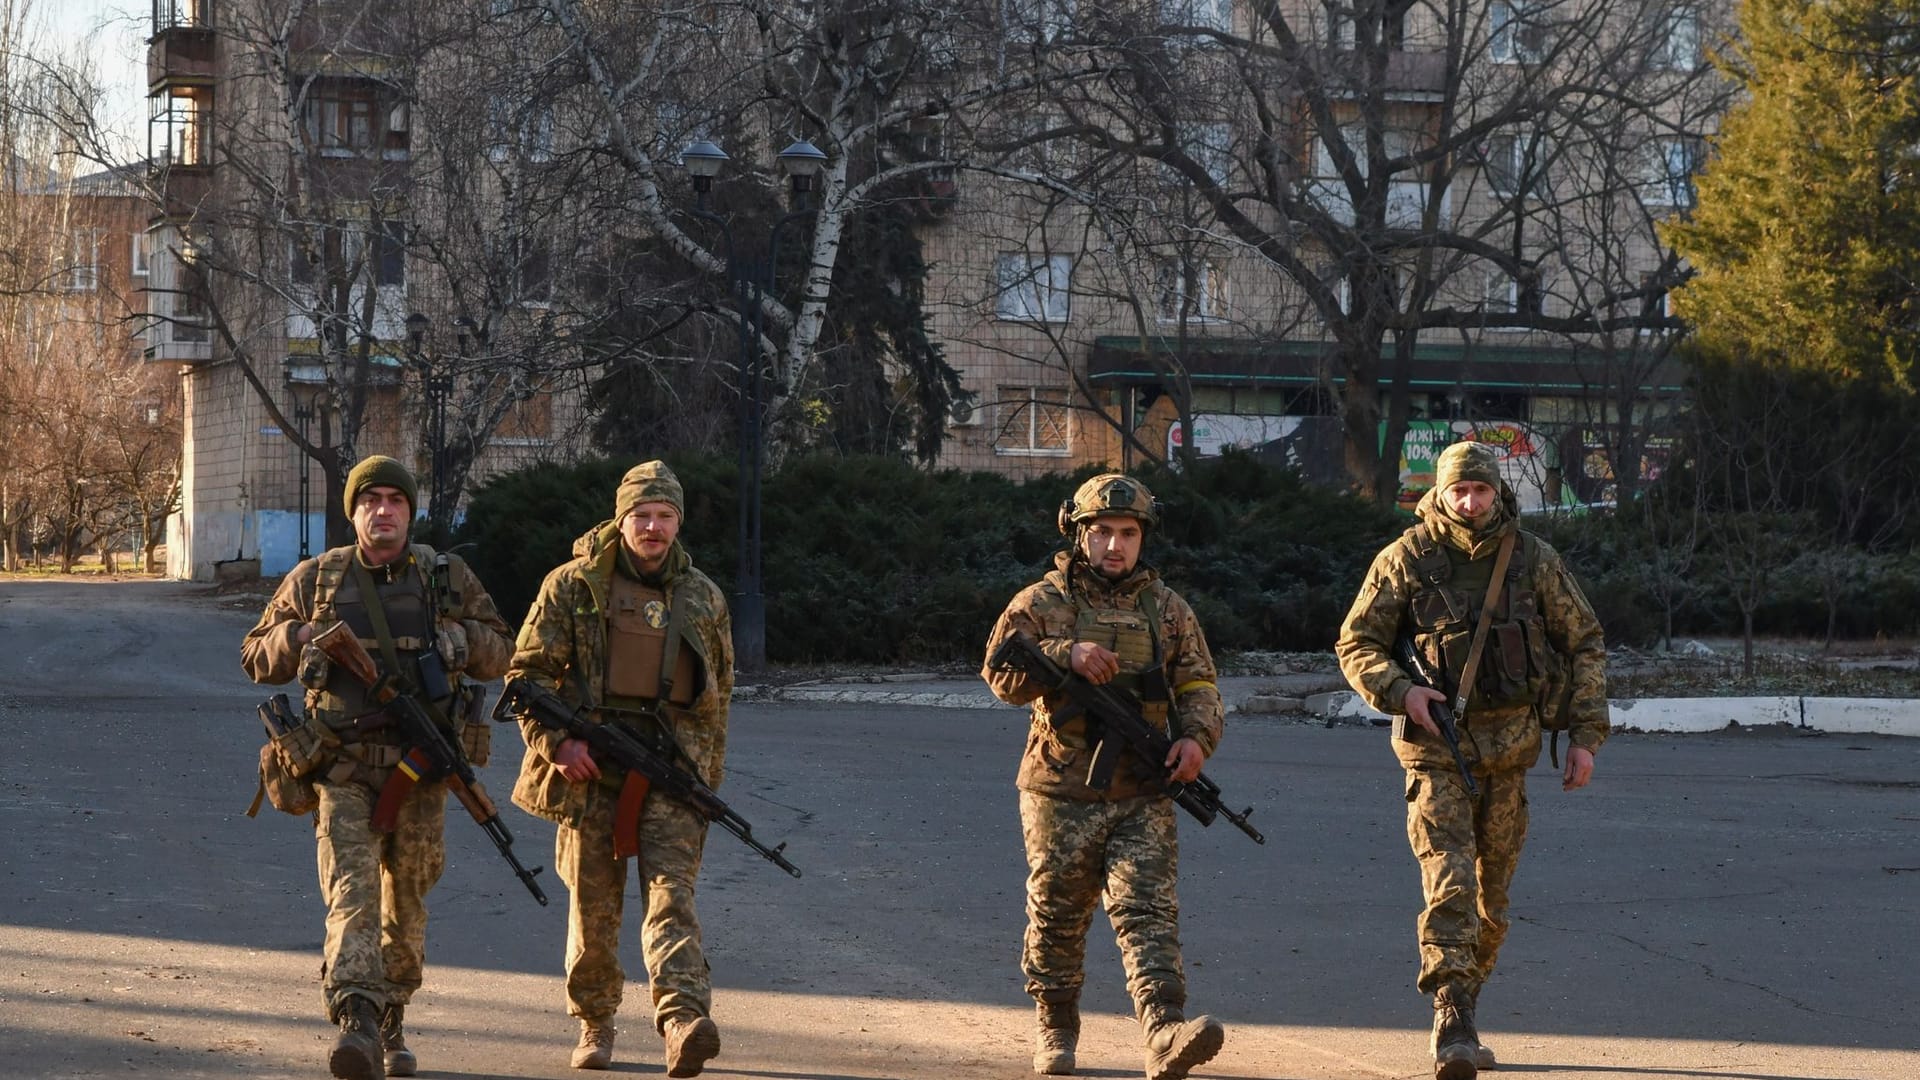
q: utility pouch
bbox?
[416,650,453,704]
[1491,622,1530,697]
[458,683,492,767]
[249,694,336,817]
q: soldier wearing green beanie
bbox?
[243,453,514,1080]
[505,459,735,1076]
[1336,440,1609,1080]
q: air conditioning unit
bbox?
[948,390,982,427]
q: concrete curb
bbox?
[736,683,1920,738]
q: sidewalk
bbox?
[737,671,1920,737]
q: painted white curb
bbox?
[1311,690,1920,737]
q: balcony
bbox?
[1306,177,1450,229]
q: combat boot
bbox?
[380,1004,416,1077]
[663,1014,721,1078]
[570,1019,616,1070]
[1467,988,1496,1070]
[330,997,385,1080]
[1033,1000,1079,1075]
[1431,986,1480,1080]
[1140,1005,1225,1080]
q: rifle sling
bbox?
[349,555,452,730]
[1451,529,1518,722]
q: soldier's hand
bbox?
[1070,641,1122,685]
[554,738,600,782]
[1164,737,1205,783]
[1402,685,1446,739]
[1562,745,1595,791]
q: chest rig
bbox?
[1405,524,1550,711]
[602,572,699,722]
[309,546,445,740]
[1050,583,1172,748]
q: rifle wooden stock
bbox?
[495,678,802,878]
[312,621,385,698]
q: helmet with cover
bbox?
[1056,473,1161,536]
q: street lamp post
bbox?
[405,311,454,543]
[681,137,826,672]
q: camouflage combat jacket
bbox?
[1335,492,1609,773]
[982,550,1224,801]
[507,521,734,827]
[240,544,514,769]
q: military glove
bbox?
[437,618,469,673]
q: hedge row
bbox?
[455,452,1920,661]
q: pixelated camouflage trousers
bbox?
[556,779,711,1031]
[1019,790,1185,1018]
[1404,765,1529,996]
[314,776,447,1019]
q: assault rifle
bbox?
[312,622,549,906]
[987,632,1265,845]
[1391,633,1479,796]
[493,678,802,879]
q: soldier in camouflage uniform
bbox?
[1335,441,1608,1080]
[506,461,734,1077]
[981,474,1228,1080]
[242,455,514,1080]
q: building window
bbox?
[1006,0,1074,44]
[173,241,210,341]
[494,389,554,443]
[1159,0,1231,33]
[131,232,151,277]
[60,231,99,292]
[994,385,1071,454]
[507,233,553,306]
[995,252,1072,322]
[488,94,556,163]
[1481,131,1544,198]
[154,0,213,32]
[1653,8,1701,71]
[1155,258,1227,322]
[1490,1,1547,64]
[150,86,211,167]
[1642,137,1703,208]
[375,222,406,287]
[1170,122,1231,187]
[305,83,405,157]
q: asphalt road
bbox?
[1,579,1916,1079]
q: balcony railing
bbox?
[153,0,213,33]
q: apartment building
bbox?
[144,0,1727,580]
[922,0,1721,509]
[146,0,578,579]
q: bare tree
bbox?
[956,0,1731,502]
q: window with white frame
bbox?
[1653,8,1702,71]
[1490,1,1547,64]
[1322,1,1356,48]
[506,231,553,306]
[1637,272,1672,334]
[1182,122,1232,187]
[60,230,99,292]
[1159,0,1231,33]
[1641,137,1703,208]
[1481,131,1547,198]
[130,232,151,277]
[488,93,555,163]
[994,385,1071,454]
[1155,258,1228,322]
[995,252,1072,322]
[1006,0,1074,44]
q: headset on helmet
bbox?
[1056,473,1162,536]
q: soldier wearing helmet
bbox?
[1335,441,1609,1080]
[982,473,1227,1080]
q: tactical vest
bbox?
[604,573,699,712]
[1404,524,1559,713]
[307,545,446,743]
[1047,585,1172,751]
